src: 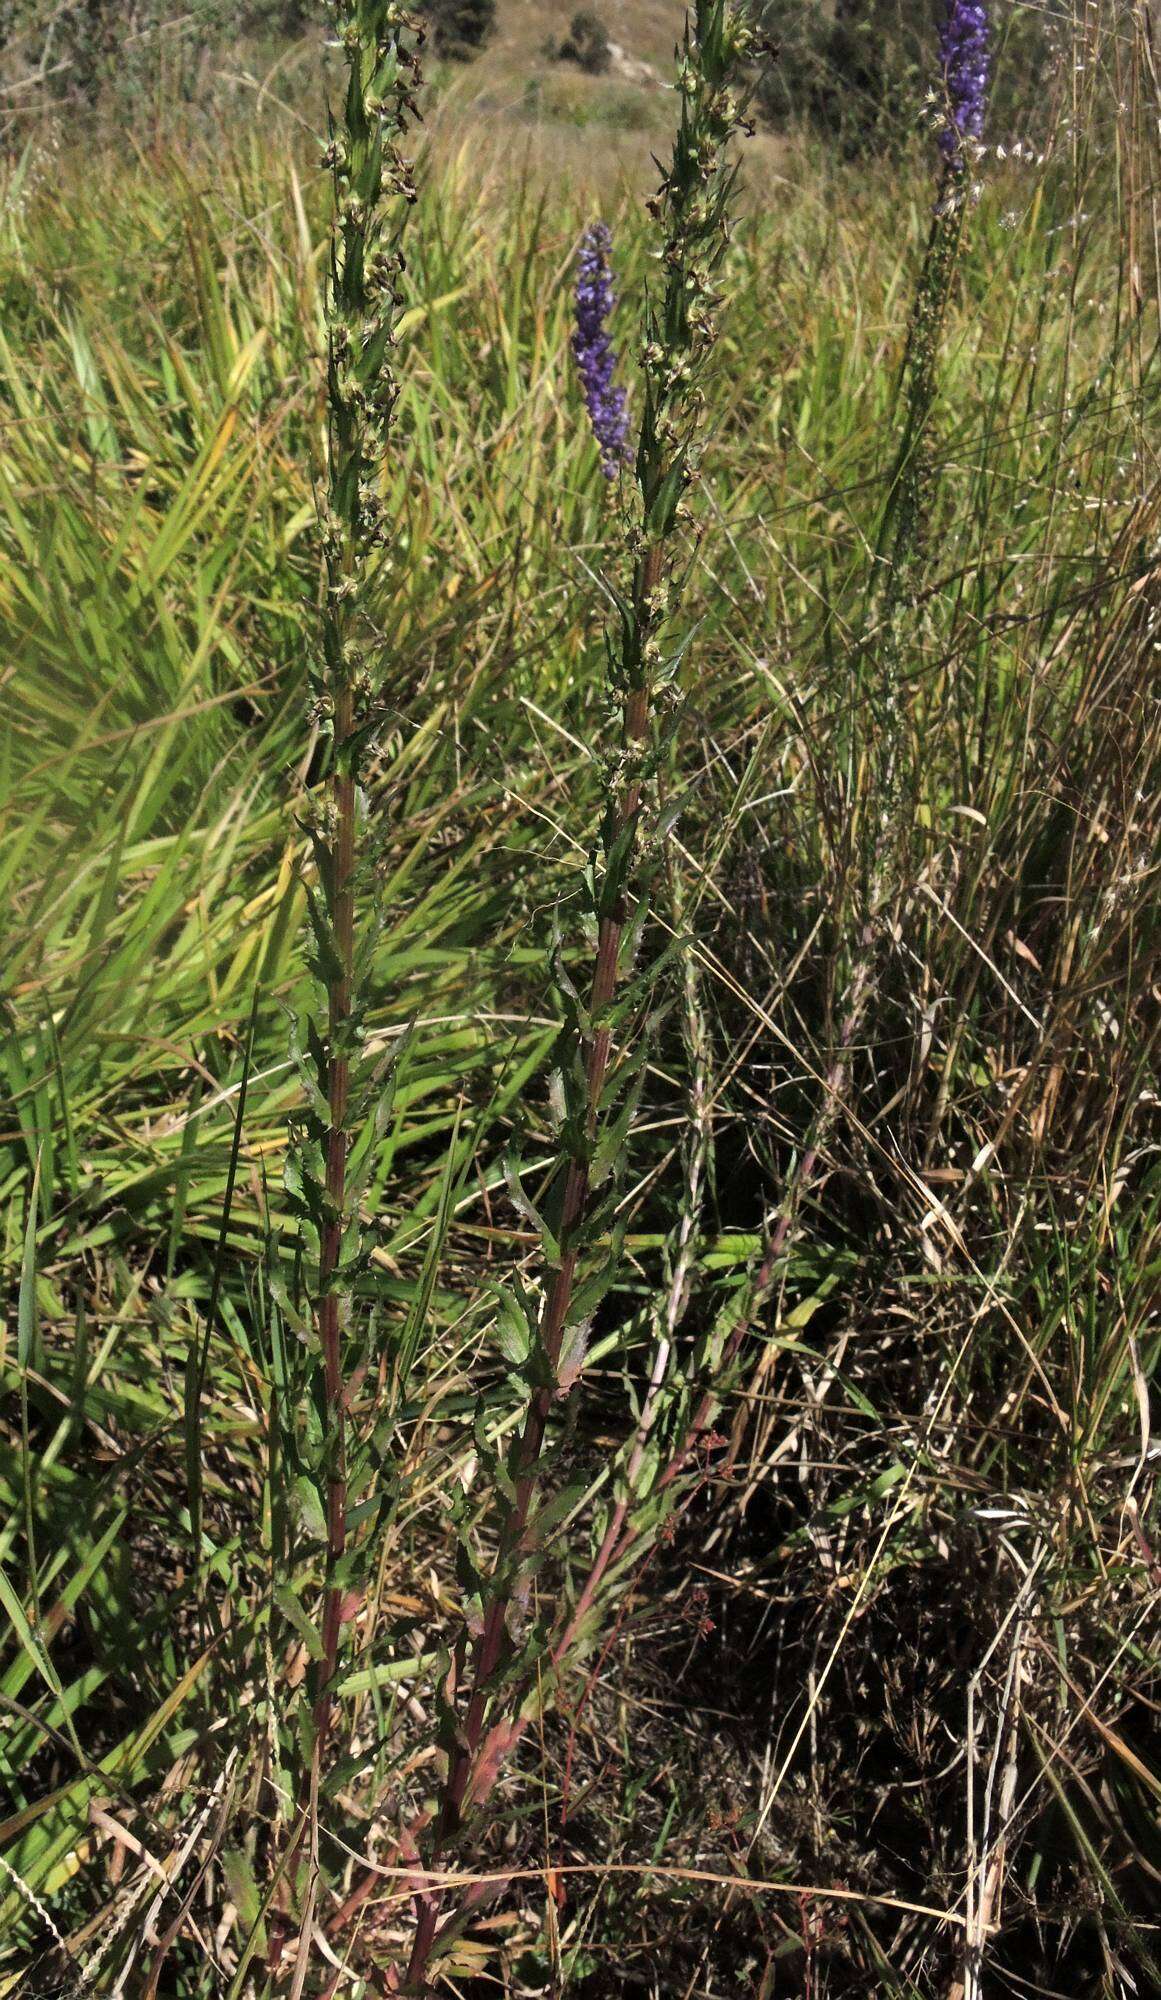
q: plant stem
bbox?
[541,928,880,1690]
[314,680,355,1763]
[879,161,968,604]
[270,5,423,1969]
[404,591,655,1988]
[401,5,756,1979]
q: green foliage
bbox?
[0,16,1158,1995]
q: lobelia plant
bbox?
[268,0,424,1967]
[716,0,997,1539]
[829,0,993,1104]
[398,4,757,1988]
[880,0,992,603]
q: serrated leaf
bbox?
[493,1285,533,1368]
[292,1475,328,1542]
[535,1480,589,1538]
[274,1583,325,1661]
[304,882,345,987]
[503,1149,561,1266]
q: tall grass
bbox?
[0,6,1159,1993]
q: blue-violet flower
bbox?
[939,0,990,156]
[572,222,631,478]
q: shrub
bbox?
[418,0,495,61]
[552,8,612,76]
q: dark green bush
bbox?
[551,9,612,77]
[418,0,495,61]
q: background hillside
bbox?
[0,1,732,181]
[0,0,1045,178]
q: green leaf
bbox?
[493,1284,533,1369]
[17,1156,41,1372]
[274,1582,325,1661]
[292,1475,328,1542]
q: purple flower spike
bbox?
[572,222,631,479]
[939,0,990,157]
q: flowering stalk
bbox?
[572,221,631,477]
[940,0,990,159]
[273,0,422,1943]
[879,0,991,602]
[568,8,996,1669]
[400,5,754,1987]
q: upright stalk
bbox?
[277,0,423,1928]
[313,676,357,1762]
[879,178,964,592]
[879,0,991,613]
[310,0,422,1785]
[401,5,755,1986]
[557,0,998,1717]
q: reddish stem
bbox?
[377,921,880,1992]
[270,688,356,1974]
[404,564,659,1991]
[456,935,881,1815]
[315,681,355,1759]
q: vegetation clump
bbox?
[417,0,495,61]
[547,8,613,76]
[0,1,1158,1997]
